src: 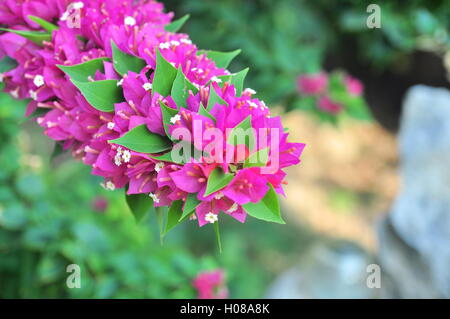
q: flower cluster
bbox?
[0,0,304,228]
[297,71,364,115]
[192,270,228,299]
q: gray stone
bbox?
[386,85,450,297]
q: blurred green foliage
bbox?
[166,0,449,109]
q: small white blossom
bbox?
[154,162,164,172]
[159,42,170,50]
[170,40,180,47]
[196,68,204,74]
[29,90,38,101]
[101,181,115,191]
[227,203,238,213]
[244,88,256,95]
[260,100,268,109]
[180,38,192,45]
[142,82,152,91]
[60,11,69,21]
[214,192,224,200]
[117,78,124,86]
[248,101,258,109]
[124,16,136,26]
[114,147,123,166]
[33,75,45,87]
[72,2,84,10]
[149,193,160,203]
[210,76,222,83]
[205,212,218,224]
[107,122,115,130]
[170,114,181,124]
[122,150,131,163]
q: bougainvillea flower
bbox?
[317,96,342,114]
[344,75,364,96]
[0,0,305,235]
[192,270,228,299]
[297,72,328,95]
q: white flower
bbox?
[10,88,19,99]
[210,76,222,83]
[214,192,224,200]
[116,78,124,86]
[205,212,218,224]
[170,40,180,46]
[60,11,69,21]
[244,88,256,95]
[29,90,38,101]
[196,68,204,74]
[101,181,115,191]
[107,122,115,130]
[122,150,131,163]
[227,203,238,213]
[260,100,268,109]
[154,162,164,172]
[248,101,258,109]
[72,2,84,10]
[142,82,152,91]
[170,114,181,124]
[124,16,136,26]
[33,75,45,87]
[149,193,160,203]
[159,42,170,50]
[180,38,192,45]
[114,147,123,166]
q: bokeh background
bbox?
[1,0,449,298]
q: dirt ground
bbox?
[280,111,399,251]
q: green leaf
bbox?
[71,79,123,112]
[171,67,198,107]
[0,56,17,73]
[111,40,147,76]
[179,193,200,221]
[110,124,172,153]
[57,58,109,82]
[216,68,249,96]
[125,192,153,221]
[230,68,249,96]
[198,103,216,122]
[205,49,241,69]
[50,142,64,161]
[244,147,269,168]
[227,115,255,150]
[153,49,177,96]
[214,221,222,253]
[159,100,179,139]
[206,84,226,111]
[27,15,59,33]
[0,28,51,45]
[164,200,183,235]
[165,14,190,33]
[242,184,285,224]
[204,167,234,197]
[148,151,184,164]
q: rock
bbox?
[390,86,450,298]
[265,242,377,299]
[379,85,450,298]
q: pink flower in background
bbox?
[344,75,364,96]
[297,72,328,95]
[193,270,228,299]
[317,96,342,114]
